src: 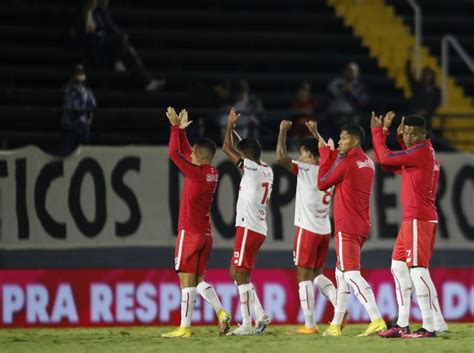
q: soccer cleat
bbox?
[161,327,192,338]
[226,323,254,336]
[435,323,448,333]
[378,325,410,338]
[401,328,436,338]
[357,318,387,337]
[288,325,320,335]
[341,312,349,330]
[255,314,271,334]
[323,324,342,337]
[217,309,232,336]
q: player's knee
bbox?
[234,269,251,285]
[297,266,315,282]
[229,267,236,281]
[391,260,409,277]
[313,267,323,277]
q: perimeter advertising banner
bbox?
[0,146,473,251]
[0,268,473,327]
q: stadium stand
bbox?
[0,0,408,152]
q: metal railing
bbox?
[407,0,422,76]
[441,35,474,107]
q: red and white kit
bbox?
[168,126,219,275]
[232,158,273,270]
[317,146,375,271]
[291,160,332,269]
[372,128,440,266]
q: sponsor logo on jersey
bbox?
[356,158,375,170]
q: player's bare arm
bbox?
[276,120,293,171]
[305,120,327,148]
[223,107,243,165]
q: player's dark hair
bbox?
[195,138,217,159]
[404,115,426,129]
[298,138,319,158]
[238,138,262,160]
[341,123,365,144]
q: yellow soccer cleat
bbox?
[357,318,387,337]
[288,325,320,335]
[323,324,342,337]
[217,309,232,336]
[161,327,192,338]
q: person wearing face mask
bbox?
[372,112,447,338]
[306,120,386,337]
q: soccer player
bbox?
[223,108,274,335]
[161,107,231,338]
[372,112,448,338]
[307,121,386,337]
[276,120,338,334]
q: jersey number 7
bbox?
[261,182,270,205]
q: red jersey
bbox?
[318,146,375,238]
[372,127,439,221]
[168,126,219,235]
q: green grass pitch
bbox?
[1,324,473,353]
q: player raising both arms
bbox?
[162,107,231,338]
[372,112,447,338]
[307,121,386,337]
[276,120,338,334]
[223,108,274,336]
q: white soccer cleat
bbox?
[435,323,448,333]
[226,323,254,336]
[255,314,271,334]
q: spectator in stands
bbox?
[219,80,265,141]
[405,53,453,150]
[75,0,165,92]
[327,62,368,127]
[405,59,441,132]
[61,65,96,154]
[287,81,321,148]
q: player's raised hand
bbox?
[306,120,327,147]
[280,120,292,131]
[397,116,405,137]
[227,107,240,128]
[383,111,396,130]
[328,138,336,151]
[370,111,383,128]
[178,109,193,129]
[305,120,318,137]
[166,106,180,126]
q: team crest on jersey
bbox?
[356,158,375,170]
[207,174,218,182]
[234,251,240,258]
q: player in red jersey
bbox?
[223,108,274,336]
[306,121,386,337]
[372,112,447,338]
[162,107,231,338]
[276,120,338,334]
